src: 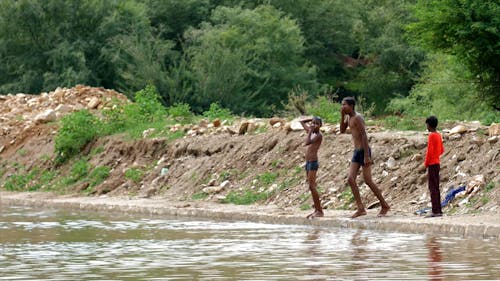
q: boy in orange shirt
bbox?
[424,116,445,217]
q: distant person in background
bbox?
[300,117,324,219]
[424,116,445,218]
[340,97,390,218]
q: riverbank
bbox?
[2,191,499,240]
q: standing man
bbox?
[340,97,390,218]
[424,116,444,218]
[300,116,324,219]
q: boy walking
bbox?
[300,117,324,219]
[340,97,390,218]
[424,116,445,217]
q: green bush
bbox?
[132,85,167,123]
[70,159,90,182]
[55,110,101,163]
[124,168,144,184]
[202,103,233,121]
[305,95,341,124]
[167,103,193,121]
[88,166,110,187]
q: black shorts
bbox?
[352,148,371,166]
[305,161,319,171]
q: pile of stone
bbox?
[0,85,129,151]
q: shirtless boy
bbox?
[300,116,324,219]
[340,97,390,218]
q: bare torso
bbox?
[348,113,364,149]
[305,132,322,161]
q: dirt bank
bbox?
[0,86,499,234]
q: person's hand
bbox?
[364,157,372,166]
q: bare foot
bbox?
[306,210,324,219]
[377,205,390,217]
[350,210,367,219]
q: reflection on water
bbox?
[1,205,499,280]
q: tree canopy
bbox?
[0,0,498,120]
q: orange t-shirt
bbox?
[425,132,444,167]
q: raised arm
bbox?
[340,110,348,133]
[300,118,312,132]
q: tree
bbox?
[0,0,154,94]
[345,0,424,113]
[408,0,500,109]
[185,5,317,115]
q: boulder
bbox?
[449,125,468,135]
[87,97,101,109]
[489,123,500,136]
[34,109,57,123]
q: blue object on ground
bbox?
[441,185,466,207]
[415,185,466,215]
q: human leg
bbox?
[347,162,366,218]
[362,165,390,216]
[427,164,442,215]
[306,170,323,218]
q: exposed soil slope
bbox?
[1,86,498,217]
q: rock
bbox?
[34,109,57,123]
[54,104,72,114]
[220,180,230,188]
[448,133,462,140]
[487,136,498,144]
[239,121,249,135]
[466,175,485,195]
[471,136,484,145]
[449,125,468,135]
[386,157,398,170]
[269,117,285,126]
[411,153,423,162]
[213,119,221,127]
[489,123,500,136]
[87,97,101,109]
[203,184,224,194]
[290,119,304,131]
[142,128,156,138]
[456,154,466,162]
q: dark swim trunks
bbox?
[352,148,371,166]
[305,161,319,171]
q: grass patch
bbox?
[256,172,278,186]
[125,168,145,184]
[192,192,209,200]
[485,181,496,192]
[222,190,270,205]
[338,188,354,210]
[300,203,311,210]
[88,166,111,187]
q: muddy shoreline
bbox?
[2,191,499,240]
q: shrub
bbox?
[124,168,144,184]
[167,103,193,121]
[305,95,341,124]
[88,166,111,187]
[202,103,233,121]
[55,110,101,163]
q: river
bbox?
[0,205,499,280]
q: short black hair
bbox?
[425,116,438,129]
[342,97,356,108]
[312,116,322,126]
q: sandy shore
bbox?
[1,191,499,240]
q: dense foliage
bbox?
[0,0,498,122]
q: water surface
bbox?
[1,205,499,280]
